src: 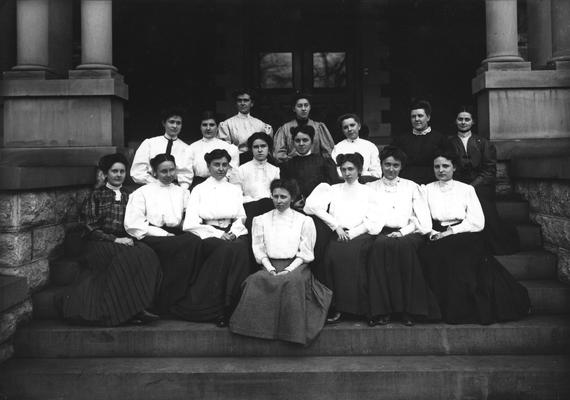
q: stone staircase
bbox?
[1,196,569,399]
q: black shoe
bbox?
[326,311,342,325]
[216,316,229,328]
[401,313,414,327]
[130,309,159,325]
[368,315,390,327]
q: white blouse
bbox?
[232,160,280,202]
[367,177,431,235]
[183,177,247,239]
[186,137,240,179]
[252,209,316,264]
[424,180,485,235]
[331,138,382,178]
[124,182,189,240]
[303,182,383,238]
[218,113,273,153]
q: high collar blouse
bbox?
[218,113,273,153]
[186,137,240,179]
[232,159,280,202]
[424,180,485,234]
[251,208,316,264]
[331,137,382,178]
[303,182,383,235]
[124,182,189,240]
[183,177,247,239]
[367,177,431,235]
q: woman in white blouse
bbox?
[230,179,332,345]
[366,146,440,327]
[183,148,251,327]
[124,153,205,318]
[186,111,240,189]
[231,131,280,230]
[304,153,382,323]
[420,150,530,324]
[331,114,382,182]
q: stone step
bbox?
[496,198,529,223]
[0,276,28,313]
[1,355,569,400]
[494,250,557,280]
[13,315,570,359]
[516,222,543,250]
[522,280,570,314]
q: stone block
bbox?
[0,232,32,267]
[0,341,14,366]
[0,299,32,344]
[19,191,56,226]
[32,225,65,259]
[556,247,570,284]
[0,194,16,229]
[0,276,28,313]
[516,181,570,218]
[0,258,49,292]
[54,188,86,223]
[531,213,570,249]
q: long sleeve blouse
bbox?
[183,177,247,239]
[331,138,382,178]
[218,113,273,153]
[252,209,316,264]
[232,159,280,202]
[448,134,497,187]
[424,180,485,235]
[303,182,383,237]
[81,185,129,241]
[186,137,240,179]
[124,182,189,240]
[273,119,335,162]
[367,177,432,235]
[130,135,193,189]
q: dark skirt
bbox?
[170,236,250,321]
[367,233,441,320]
[141,232,203,314]
[230,259,332,345]
[322,234,374,316]
[420,232,530,324]
[476,185,520,255]
[56,240,161,326]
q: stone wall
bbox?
[515,179,570,283]
[0,185,91,364]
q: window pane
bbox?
[259,52,293,89]
[313,52,346,88]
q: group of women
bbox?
[56,98,531,347]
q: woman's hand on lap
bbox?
[115,237,134,246]
[336,227,350,242]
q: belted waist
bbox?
[432,219,462,232]
[203,218,233,228]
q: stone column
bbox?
[12,0,49,71]
[549,0,570,69]
[481,0,528,70]
[76,0,117,70]
[527,0,552,68]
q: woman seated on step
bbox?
[56,153,161,326]
[186,111,240,190]
[447,106,520,255]
[230,131,280,231]
[230,178,332,345]
[419,150,530,324]
[125,153,221,322]
[182,149,251,326]
[366,146,441,327]
[304,152,382,324]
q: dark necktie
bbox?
[165,138,174,155]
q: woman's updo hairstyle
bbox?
[247,131,274,152]
[98,153,128,174]
[270,178,300,202]
[455,105,475,120]
[290,124,315,141]
[409,99,432,117]
[160,107,185,123]
[380,145,408,168]
[432,148,459,167]
[150,153,176,172]
[336,152,364,173]
[200,110,218,124]
[204,148,231,165]
[337,113,361,129]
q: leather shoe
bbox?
[326,311,342,325]
[401,313,414,327]
[368,315,390,327]
[128,309,159,325]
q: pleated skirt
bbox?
[56,240,161,326]
[420,232,530,324]
[367,233,441,320]
[230,260,332,345]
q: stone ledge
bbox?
[472,69,570,93]
[511,155,570,180]
[0,259,50,292]
[0,166,95,190]
[0,300,32,344]
[493,139,570,160]
[0,78,129,100]
[0,276,28,314]
[0,147,118,167]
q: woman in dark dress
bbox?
[367,146,440,327]
[447,106,520,255]
[304,153,382,323]
[420,150,530,324]
[183,149,251,326]
[57,154,161,326]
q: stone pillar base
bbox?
[549,60,570,70]
[477,61,532,74]
[3,70,57,80]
